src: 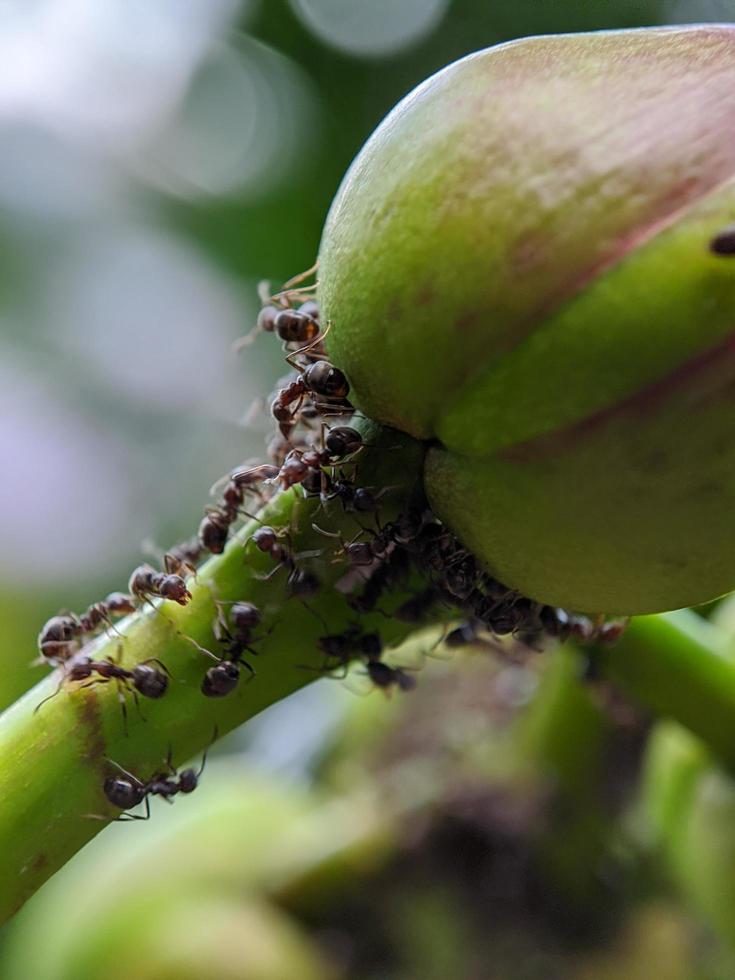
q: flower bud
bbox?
[319,26,735,613]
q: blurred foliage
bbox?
[0,645,722,978]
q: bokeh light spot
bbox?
[290,0,450,58]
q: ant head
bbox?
[104,776,145,810]
[201,661,240,697]
[159,575,191,605]
[178,769,199,793]
[133,664,169,699]
[230,602,261,631]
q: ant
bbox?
[234,264,320,348]
[37,592,137,665]
[280,427,364,482]
[102,736,214,820]
[200,601,262,697]
[35,650,169,724]
[199,463,279,555]
[271,343,351,441]
[312,523,375,567]
[318,471,382,514]
[303,605,383,676]
[347,546,413,614]
[251,526,321,597]
[128,564,191,607]
[316,625,382,674]
[365,660,417,694]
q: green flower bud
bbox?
[318,26,735,614]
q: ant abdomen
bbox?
[201,661,241,697]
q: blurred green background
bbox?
[2,1,734,976]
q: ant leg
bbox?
[300,601,330,633]
[141,657,172,678]
[33,675,66,714]
[281,261,318,291]
[293,548,324,561]
[131,687,146,723]
[118,794,151,821]
[311,522,342,541]
[178,631,220,664]
[163,745,176,776]
[196,727,218,779]
[119,690,129,737]
[284,326,330,370]
[254,562,285,583]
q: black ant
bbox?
[234,263,320,348]
[316,626,381,673]
[35,651,169,723]
[200,602,262,697]
[37,592,137,665]
[102,737,214,820]
[347,546,413,614]
[365,660,417,694]
[275,427,365,498]
[312,523,375,567]
[320,468,391,515]
[251,526,321,597]
[199,463,279,555]
[271,344,351,441]
[128,564,191,607]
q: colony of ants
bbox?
[35,263,627,820]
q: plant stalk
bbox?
[0,424,427,922]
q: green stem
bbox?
[0,425,428,923]
[596,610,735,767]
